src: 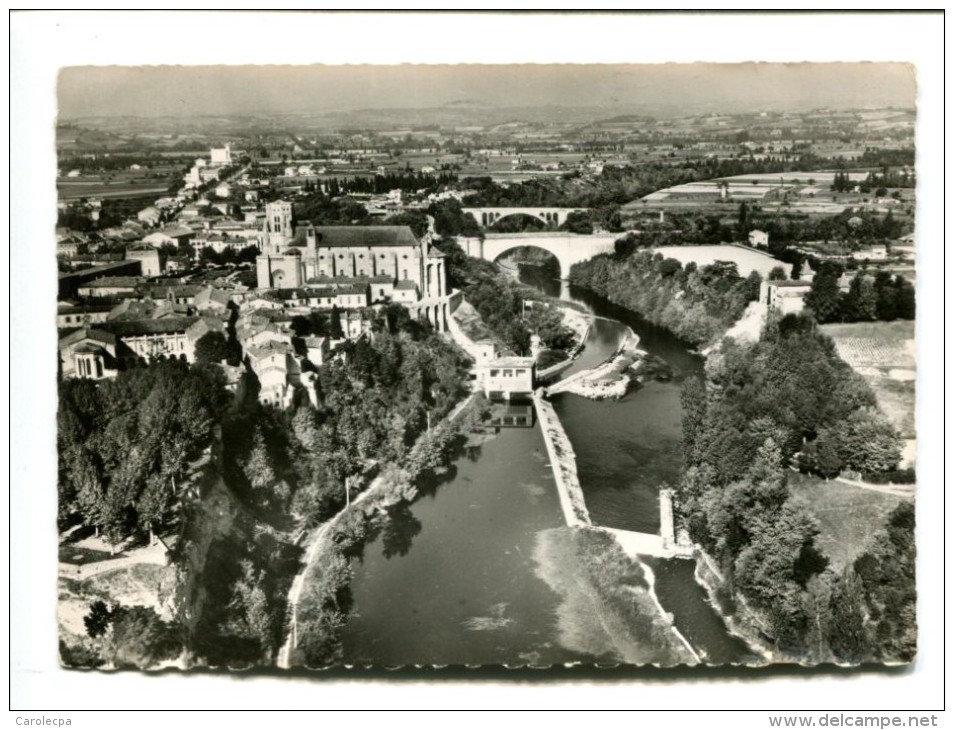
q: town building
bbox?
[77,276,144,298]
[255,201,447,302]
[759,280,814,315]
[246,342,301,408]
[748,229,770,248]
[143,225,194,249]
[58,260,143,300]
[103,317,196,363]
[56,303,113,329]
[303,336,330,366]
[126,243,162,276]
[137,206,161,227]
[472,340,535,401]
[210,144,232,166]
[58,328,119,380]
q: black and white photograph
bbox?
[10,9,945,720]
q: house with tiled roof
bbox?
[194,286,233,314]
[77,276,144,298]
[56,303,113,329]
[58,328,119,380]
[246,341,301,408]
[101,316,198,364]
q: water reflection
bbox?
[381,503,423,560]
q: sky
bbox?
[57,62,917,118]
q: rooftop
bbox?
[83,276,143,288]
[291,225,419,249]
[101,317,198,336]
[59,327,117,348]
[490,356,535,368]
[771,280,814,288]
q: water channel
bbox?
[340,259,755,666]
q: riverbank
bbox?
[280,393,480,668]
[536,304,594,381]
[693,551,776,664]
[546,328,642,400]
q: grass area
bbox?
[651,244,789,278]
[821,321,916,437]
[59,562,176,641]
[59,545,124,564]
[788,471,908,572]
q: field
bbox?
[820,321,916,440]
[788,472,908,572]
[650,244,790,278]
[57,181,171,201]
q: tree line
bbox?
[804,262,915,324]
[569,249,761,346]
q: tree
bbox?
[790,256,803,281]
[84,600,115,638]
[873,271,898,321]
[658,258,683,277]
[107,606,181,668]
[893,276,916,320]
[827,568,871,664]
[560,210,594,234]
[841,273,878,322]
[244,427,277,508]
[813,434,844,478]
[329,305,344,339]
[826,408,902,475]
[193,330,229,364]
[804,263,842,323]
[745,270,763,302]
[768,266,787,281]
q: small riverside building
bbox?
[473,340,535,401]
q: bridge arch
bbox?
[463,207,587,230]
[490,243,565,279]
[485,211,551,229]
[477,233,618,280]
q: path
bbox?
[276,473,384,669]
[276,393,476,669]
[834,475,916,498]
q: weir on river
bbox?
[532,389,692,559]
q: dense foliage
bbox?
[570,250,758,346]
[293,194,429,238]
[677,316,910,660]
[57,361,231,541]
[435,238,578,356]
[804,264,916,324]
[220,316,470,529]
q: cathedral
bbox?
[255,201,447,301]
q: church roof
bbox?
[291,225,419,249]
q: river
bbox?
[340,261,754,666]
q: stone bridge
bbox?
[463,206,586,229]
[459,232,618,279]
